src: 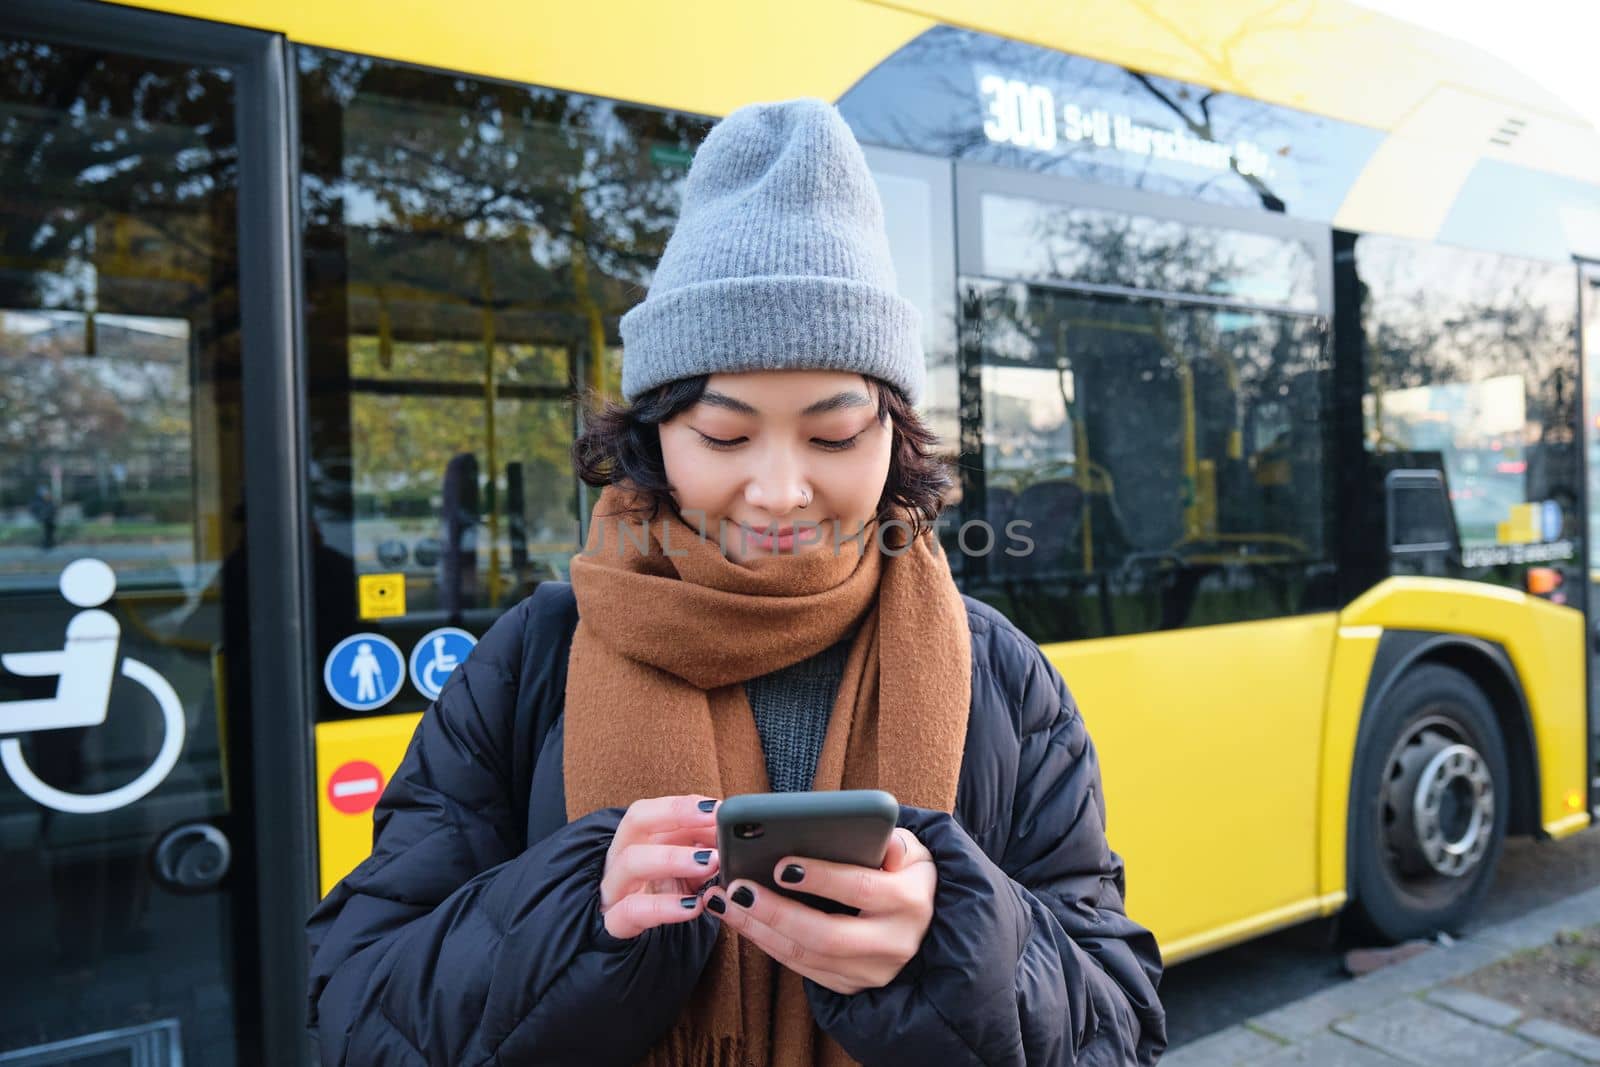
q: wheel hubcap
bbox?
[1411,743,1494,876]
[1382,722,1495,880]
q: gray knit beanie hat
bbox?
[618,97,923,405]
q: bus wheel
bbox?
[1348,663,1509,943]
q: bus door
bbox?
[293,52,708,894]
[0,4,311,1064]
[1582,259,1600,816]
[954,161,1340,954]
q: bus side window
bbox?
[964,277,1332,644]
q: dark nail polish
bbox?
[780,864,805,884]
[694,849,713,865]
[679,896,698,909]
[697,799,717,812]
[706,894,726,914]
[731,886,755,908]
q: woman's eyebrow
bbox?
[698,389,871,416]
[800,391,872,416]
[697,390,759,415]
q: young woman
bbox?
[307,97,1165,1066]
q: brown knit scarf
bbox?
[563,483,971,1067]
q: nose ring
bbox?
[800,488,812,508]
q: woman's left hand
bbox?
[706,827,936,995]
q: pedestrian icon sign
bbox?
[409,627,477,701]
[323,633,404,711]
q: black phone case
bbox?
[716,789,899,915]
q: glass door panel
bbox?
[0,33,250,1065]
[297,48,709,722]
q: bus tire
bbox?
[1348,663,1509,943]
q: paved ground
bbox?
[1161,884,1600,1065]
[1161,825,1600,1049]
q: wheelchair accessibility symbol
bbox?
[409,627,476,701]
[0,559,186,815]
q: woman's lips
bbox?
[742,522,817,550]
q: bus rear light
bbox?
[1525,567,1562,597]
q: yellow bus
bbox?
[1,0,1596,1062]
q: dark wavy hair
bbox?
[572,373,953,538]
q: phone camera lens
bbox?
[733,822,764,839]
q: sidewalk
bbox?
[1163,885,1600,1066]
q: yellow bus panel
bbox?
[108,0,1593,164]
[1315,622,1382,903]
[1044,612,1339,962]
[315,711,424,896]
[869,0,1579,131]
[107,0,932,122]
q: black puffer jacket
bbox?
[306,581,1166,1065]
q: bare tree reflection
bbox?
[838,24,1361,215]
[0,43,236,543]
[298,54,710,614]
[1357,236,1580,564]
[959,208,1330,641]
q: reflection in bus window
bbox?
[838,24,1384,220]
[967,281,1332,642]
[298,49,712,679]
[346,338,578,615]
[2,312,200,591]
[866,153,960,453]
[980,194,1319,310]
[1357,236,1580,584]
[1366,375,1530,546]
[1585,269,1600,581]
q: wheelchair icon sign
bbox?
[409,627,476,701]
[0,558,186,815]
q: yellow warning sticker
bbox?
[358,572,406,619]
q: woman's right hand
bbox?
[599,794,722,939]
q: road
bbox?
[1159,821,1600,1050]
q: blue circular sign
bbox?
[1541,499,1563,542]
[323,633,405,711]
[409,627,478,701]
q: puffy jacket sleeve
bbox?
[807,623,1166,1065]
[305,594,719,1066]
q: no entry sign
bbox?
[327,760,386,815]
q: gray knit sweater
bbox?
[744,635,854,793]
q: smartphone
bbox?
[716,789,899,915]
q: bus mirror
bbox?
[1384,468,1457,558]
